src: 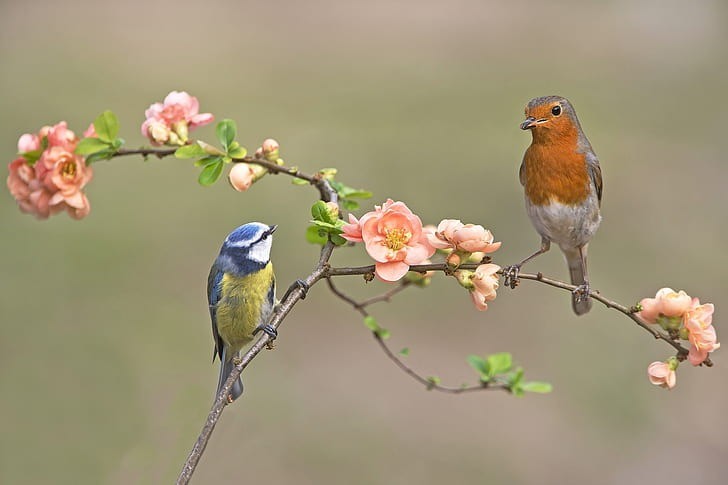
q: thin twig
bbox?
[325,278,510,394]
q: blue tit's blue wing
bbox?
[207,261,225,362]
[267,273,276,312]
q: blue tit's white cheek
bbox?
[249,237,272,264]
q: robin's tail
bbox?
[217,347,244,402]
[563,246,592,316]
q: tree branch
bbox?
[324,262,710,366]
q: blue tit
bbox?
[208,222,278,402]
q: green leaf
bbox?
[305,226,328,245]
[291,178,309,186]
[342,189,373,199]
[216,119,237,151]
[85,148,116,164]
[111,138,125,149]
[193,156,223,168]
[507,367,524,388]
[487,352,512,375]
[341,199,360,211]
[426,376,441,389]
[467,355,490,379]
[330,234,347,246]
[376,328,391,340]
[399,348,410,356]
[227,145,247,159]
[175,143,207,159]
[363,316,379,332]
[521,381,553,394]
[75,137,111,155]
[93,110,119,143]
[198,157,224,186]
[311,200,328,221]
[20,148,43,165]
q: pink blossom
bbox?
[7,158,35,213]
[684,302,719,365]
[17,134,40,153]
[47,151,93,209]
[45,121,78,152]
[638,288,693,323]
[7,123,92,220]
[141,91,214,146]
[83,123,97,138]
[647,361,676,389]
[343,199,435,282]
[469,263,500,311]
[450,224,501,253]
[426,219,501,254]
[341,213,363,242]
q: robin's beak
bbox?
[520,117,537,130]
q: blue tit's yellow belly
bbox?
[215,263,274,353]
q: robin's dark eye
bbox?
[551,105,562,116]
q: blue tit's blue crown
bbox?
[216,222,275,276]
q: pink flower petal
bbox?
[375,261,410,282]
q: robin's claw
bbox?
[572,284,591,303]
[502,265,521,289]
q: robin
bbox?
[504,95,603,315]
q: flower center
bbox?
[61,159,77,179]
[384,227,410,251]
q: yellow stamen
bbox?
[384,227,410,251]
[61,160,77,179]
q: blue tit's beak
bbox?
[266,224,278,236]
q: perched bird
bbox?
[506,96,603,315]
[208,222,278,402]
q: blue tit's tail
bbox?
[217,347,244,402]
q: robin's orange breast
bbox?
[523,143,591,206]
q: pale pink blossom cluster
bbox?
[342,199,436,282]
[7,122,93,219]
[639,288,719,389]
[638,288,719,366]
[141,91,213,146]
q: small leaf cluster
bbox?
[467,353,552,396]
[306,200,347,246]
[74,111,125,163]
[363,316,391,340]
[175,119,247,186]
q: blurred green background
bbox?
[1,0,727,483]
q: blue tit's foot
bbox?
[254,324,278,339]
[502,264,521,289]
[282,279,310,302]
[254,324,278,350]
[572,283,591,303]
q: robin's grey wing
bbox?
[586,152,603,205]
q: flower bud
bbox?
[446,252,462,268]
[172,120,189,143]
[454,270,474,290]
[324,201,339,220]
[261,138,279,161]
[229,163,259,192]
